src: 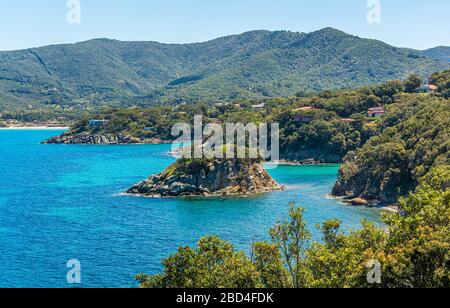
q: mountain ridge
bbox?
[0,28,449,109]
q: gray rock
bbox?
[126,158,285,198]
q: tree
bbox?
[251,242,289,288]
[304,219,386,288]
[380,168,450,288]
[269,202,311,288]
[137,236,262,288]
[404,74,423,93]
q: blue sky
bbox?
[1,0,449,51]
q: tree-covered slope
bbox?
[422,46,450,63]
[1,28,448,108]
[333,95,450,204]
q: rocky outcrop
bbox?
[343,197,369,206]
[43,132,167,144]
[127,158,285,197]
[277,158,328,166]
[331,162,409,206]
[281,149,342,164]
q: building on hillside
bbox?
[292,106,315,112]
[88,119,109,127]
[414,84,438,93]
[340,118,356,123]
[290,106,318,123]
[251,103,266,110]
[367,107,386,118]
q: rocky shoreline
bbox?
[127,158,285,198]
[42,132,169,145]
[40,131,395,209]
[276,158,335,166]
[332,195,399,211]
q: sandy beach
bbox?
[0,127,69,130]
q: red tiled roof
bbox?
[368,107,386,115]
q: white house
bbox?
[251,103,266,110]
[88,119,108,127]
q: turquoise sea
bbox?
[0,129,382,288]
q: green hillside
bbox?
[423,46,450,63]
[0,28,448,110]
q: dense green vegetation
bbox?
[1,28,448,114]
[137,166,450,288]
[430,69,450,98]
[424,46,450,63]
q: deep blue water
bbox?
[0,129,382,288]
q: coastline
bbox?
[122,188,285,199]
[0,127,69,130]
[275,159,339,166]
[330,194,400,212]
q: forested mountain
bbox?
[423,46,450,63]
[0,28,448,109]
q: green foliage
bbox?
[269,202,311,288]
[380,172,450,288]
[430,69,450,98]
[304,220,387,288]
[137,236,262,288]
[251,242,289,288]
[403,74,423,93]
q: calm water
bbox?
[0,129,381,288]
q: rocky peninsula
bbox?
[127,158,285,197]
[43,131,168,145]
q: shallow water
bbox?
[0,130,382,287]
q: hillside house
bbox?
[291,106,317,123]
[251,103,266,110]
[292,106,315,112]
[414,84,438,93]
[88,119,109,127]
[340,118,356,123]
[368,107,386,118]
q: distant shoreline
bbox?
[0,127,69,130]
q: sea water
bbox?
[0,129,381,287]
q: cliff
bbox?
[127,158,284,197]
